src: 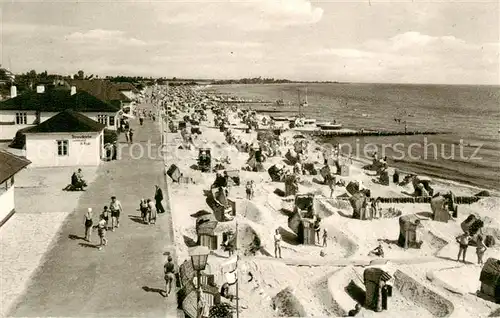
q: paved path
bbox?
[8,102,181,317]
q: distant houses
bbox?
[0,151,31,227]
[68,79,136,111]
[0,85,121,140]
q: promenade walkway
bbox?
[8,102,180,317]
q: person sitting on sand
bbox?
[368,243,384,258]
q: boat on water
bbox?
[316,122,343,130]
[271,116,294,122]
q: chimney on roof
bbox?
[10,85,17,98]
[36,85,45,94]
[70,86,77,96]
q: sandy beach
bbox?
[162,84,500,318]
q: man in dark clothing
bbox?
[155,185,166,214]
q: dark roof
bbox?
[0,151,31,184]
[68,80,131,102]
[0,89,120,112]
[113,82,140,94]
[25,109,105,134]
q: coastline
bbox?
[163,84,500,318]
[204,84,500,192]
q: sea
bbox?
[210,83,500,190]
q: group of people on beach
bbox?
[83,195,123,250]
[455,231,488,265]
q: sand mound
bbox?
[272,287,307,317]
[314,199,338,219]
[424,231,449,252]
[394,270,454,317]
[381,208,403,218]
[490,308,500,317]
[238,200,265,224]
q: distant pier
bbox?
[254,127,450,137]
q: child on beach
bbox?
[476,235,487,265]
[322,229,328,247]
[101,206,110,230]
[274,229,282,258]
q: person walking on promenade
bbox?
[163,255,176,297]
[154,185,166,214]
[139,199,148,223]
[456,231,471,263]
[101,206,110,230]
[84,208,93,242]
[148,199,157,224]
[139,113,144,126]
[322,229,328,247]
[125,128,130,143]
[476,235,488,265]
[129,129,134,143]
[274,229,282,258]
[109,196,123,231]
[97,215,108,250]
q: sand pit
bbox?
[327,266,446,318]
[272,287,307,317]
[394,270,454,317]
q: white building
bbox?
[0,86,120,140]
[24,110,106,167]
[0,151,31,227]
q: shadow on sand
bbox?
[128,215,146,225]
[78,242,100,249]
[312,178,325,185]
[278,227,299,245]
[68,234,85,240]
[183,235,198,247]
[337,210,353,218]
[345,280,366,305]
[142,286,165,297]
[416,211,433,218]
[380,239,400,247]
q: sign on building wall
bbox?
[72,134,92,146]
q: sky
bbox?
[0,0,498,84]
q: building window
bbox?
[97,115,108,125]
[16,112,27,124]
[108,116,115,126]
[57,140,69,156]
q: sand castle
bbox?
[160,85,500,318]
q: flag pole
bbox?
[235,220,239,318]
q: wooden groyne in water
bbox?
[253,127,450,137]
[337,196,483,204]
[309,130,450,137]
